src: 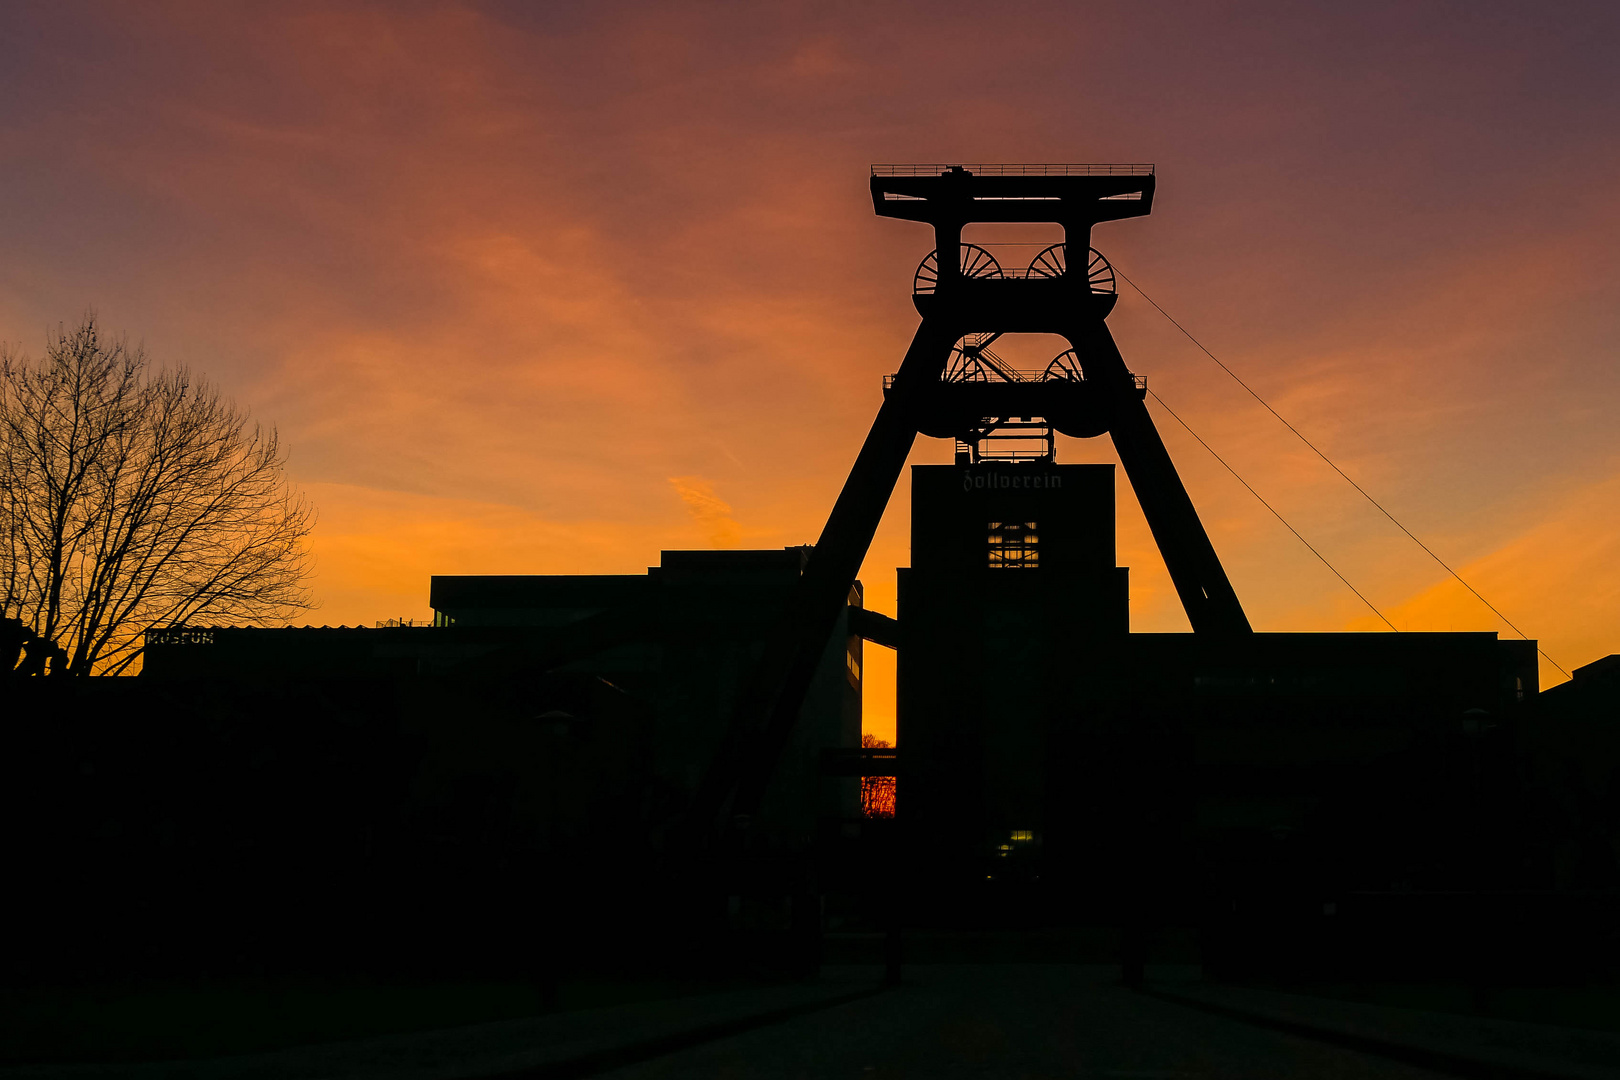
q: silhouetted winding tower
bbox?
[691,164,1250,840]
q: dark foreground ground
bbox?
[17,964,1620,1080]
[597,966,1452,1080]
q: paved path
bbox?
[13,966,1609,1079]
[1148,980,1620,1080]
[599,966,1451,1080]
[0,974,877,1080]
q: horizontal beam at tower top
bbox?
[871,163,1154,177]
[870,163,1155,226]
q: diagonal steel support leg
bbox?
[1070,319,1251,635]
[682,320,958,841]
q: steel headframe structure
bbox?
[684,163,1251,844]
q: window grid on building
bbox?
[987,521,1039,569]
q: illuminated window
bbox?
[987,521,1039,569]
[1010,829,1035,843]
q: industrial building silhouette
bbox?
[123,456,1584,984]
[9,165,1618,990]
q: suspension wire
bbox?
[1116,267,1571,679]
[1146,390,1398,632]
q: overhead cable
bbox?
[1145,390,1398,632]
[1116,267,1570,680]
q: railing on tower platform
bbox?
[882,371,1147,390]
[870,163,1155,177]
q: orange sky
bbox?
[4,2,1619,738]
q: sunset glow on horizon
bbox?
[5,2,1619,740]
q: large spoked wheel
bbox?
[1028,243,1067,279]
[1026,244,1117,295]
[914,244,1002,294]
[1086,248,1116,294]
[1042,350,1086,382]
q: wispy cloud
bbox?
[1,0,1617,690]
[1350,468,1620,688]
[668,475,743,548]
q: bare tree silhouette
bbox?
[1,316,314,675]
[861,733,896,819]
